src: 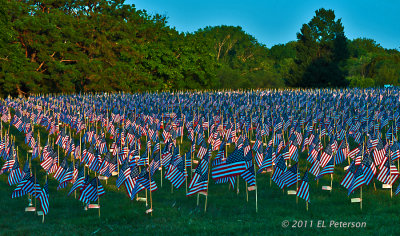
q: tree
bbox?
[194,25,284,88]
[287,8,349,87]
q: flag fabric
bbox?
[79,177,106,204]
[341,162,357,189]
[258,146,273,173]
[255,144,263,168]
[334,141,348,165]
[116,159,131,188]
[38,178,49,215]
[57,163,74,190]
[187,148,210,196]
[212,147,246,180]
[272,155,287,188]
[316,157,334,179]
[11,174,35,198]
[279,163,300,188]
[361,154,376,185]
[395,182,400,195]
[8,159,23,186]
[320,144,333,168]
[348,165,365,195]
[125,165,140,199]
[309,153,321,177]
[68,167,85,195]
[165,155,186,189]
[0,153,15,175]
[131,169,158,197]
[54,158,68,182]
[297,170,310,203]
[241,151,256,187]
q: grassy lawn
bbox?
[0,122,399,235]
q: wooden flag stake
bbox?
[253,156,258,213]
[97,178,101,218]
[34,168,37,213]
[246,182,248,202]
[160,142,163,188]
[204,150,212,213]
[360,186,363,211]
[148,144,153,216]
[296,165,299,204]
[237,175,240,195]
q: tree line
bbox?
[1,0,399,97]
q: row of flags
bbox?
[2,88,400,214]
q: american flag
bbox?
[297,170,310,203]
[187,148,210,196]
[340,162,357,189]
[348,145,361,160]
[377,158,399,185]
[347,165,365,195]
[57,162,74,190]
[255,144,263,168]
[395,182,400,196]
[161,143,172,170]
[197,140,208,160]
[68,166,85,195]
[288,144,299,162]
[88,152,101,173]
[307,144,319,164]
[99,153,116,177]
[116,159,131,188]
[166,155,186,189]
[8,159,23,186]
[320,144,333,168]
[212,147,246,180]
[309,153,321,177]
[334,141,347,165]
[131,169,158,196]
[258,146,273,173]
[54,158,68,182]
[12,174,35,198]
[79,177,106,204]
[279,162,300,188]
[272,155,287,188]
[149,148,161,176]
[390,142,400,161]
[373,139,386,166]
[361,154,376,185]
[316,157,334,179]
[241,152,255,187]
[38,178,49,215]
[125,166,140,199]
[185,150,192,168]
[1,152,15,175]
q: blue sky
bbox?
[126,0,400,50]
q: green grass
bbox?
[1,123,400,236]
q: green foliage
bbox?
[346,75,375,88]
[345,38,400,86]
[287,8,349,87]
[194,25,284,88]
[1,1,400,95]
[0,0,219,96]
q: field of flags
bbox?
[1,88,400,227]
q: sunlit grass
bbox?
[0,121,399,235]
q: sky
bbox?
[125,0,400,50]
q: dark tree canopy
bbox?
[0,2,399,97]
[287,8,349,87]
